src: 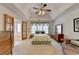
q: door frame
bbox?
[22,21,27,40]
[4,14,14,45]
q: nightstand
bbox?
[65,39,71,44]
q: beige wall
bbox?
[26,14,54,39]
[14,19,22,40]
[53,8,79,39]
[26,20,54,39]
[26,21,31,39]
[0,15,3,31]
[49,21,54,34]
[0,5,24,42]
[0,5,23,31]
[0,6,6,31]
[0,5,54,39]
[0,5,15,31]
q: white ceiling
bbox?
[0,3,75,21]
[13,3,74,20]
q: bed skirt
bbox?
[32,41,51,45]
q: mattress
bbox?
[32,34,52,45]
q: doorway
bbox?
[14,19,22,45]
[4,14,14,47]
[22,21,27,40]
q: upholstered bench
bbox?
[32,41,51,45]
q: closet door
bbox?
[22,21,27,40]
[4,14,14,47]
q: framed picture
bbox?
[55,24,63,34]
[74,18,79,32]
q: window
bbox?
[43,24,49,34]
[17,24,21,32]
[15,23,21,33]
[31,24,36,34]
[55,24,63,34]
[31,23,49,34]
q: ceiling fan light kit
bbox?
[38,11,45,15]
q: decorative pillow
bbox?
[35,31,40,34]
[41,31,45,34]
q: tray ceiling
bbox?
[0,3,76,21]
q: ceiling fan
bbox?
[33,3,51,15]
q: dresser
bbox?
[50,34,64,42]
[0,32,12,55]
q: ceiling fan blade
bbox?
[35,11,39,14]
[33,7,39,10]
[46,9,51,12]
[43,4,47,7]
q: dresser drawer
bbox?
[0,47,11,55]
[0,39,11,46]
[0,39,12,55]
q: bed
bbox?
[31,34,52,45]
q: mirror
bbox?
[55,24,63,34]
